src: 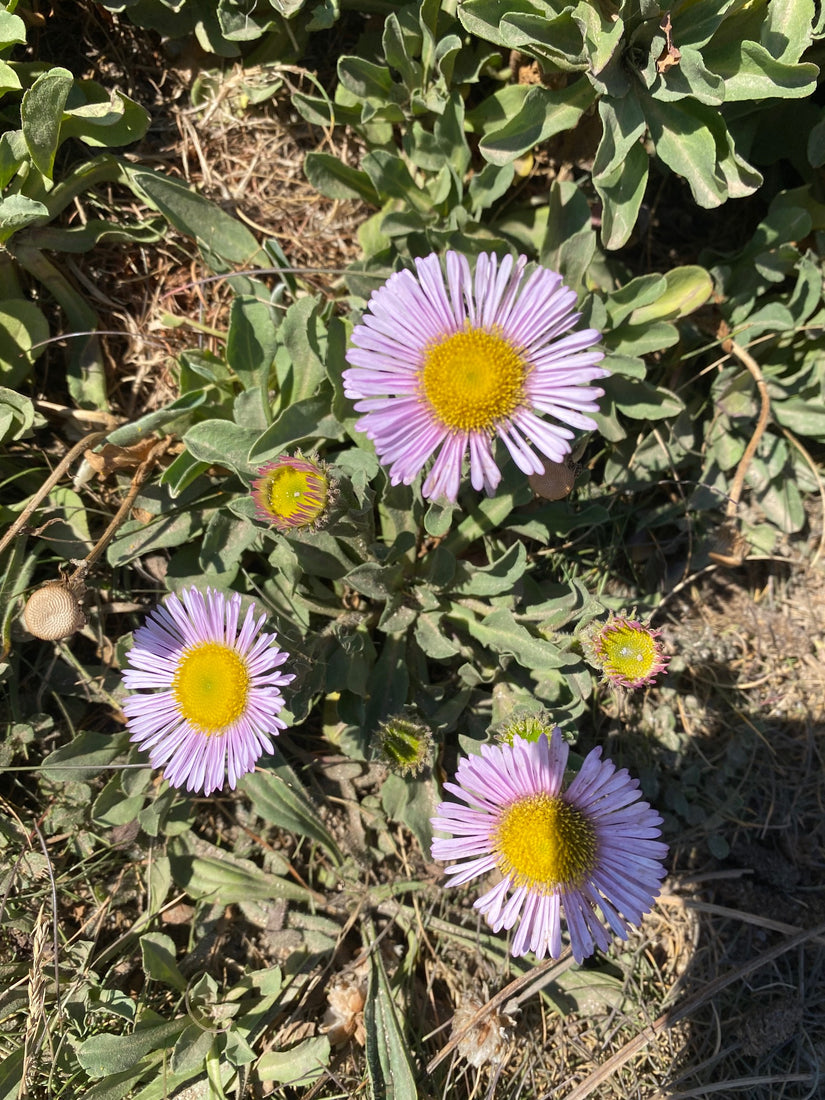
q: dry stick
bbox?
[68,436,172,582]
[563,917,825,1100]
[0,430,107,559]
[722,338,771,521]
[426,950,577,1074]
[658,893,825,947]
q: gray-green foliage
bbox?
[291,0,822,251]
[458,0,820,247]
[0,6,154,408]
[94,0,391,55]
[0,3,273,415]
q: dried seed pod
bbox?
[451,994,515,1068]
[23,581,86,640]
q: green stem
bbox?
[41,155,128,220]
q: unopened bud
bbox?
[376,713,433,776]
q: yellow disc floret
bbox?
[598,622,660,684]
[173,642,250,734]
[493,793,597,891]
[266,464,328,525]
[422,326,529,433]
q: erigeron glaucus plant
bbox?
[121,587,294,795]
[343,250,607,502]
[431,728,668,963]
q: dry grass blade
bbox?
[426,952,576,1074]
[564,919,825,1100]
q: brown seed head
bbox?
[23,581,86,640]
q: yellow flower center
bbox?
[601,624,658,681]
[493,794,597,891]
[266,464,328,525]
[173,642,250,734]
[421,327,529,433]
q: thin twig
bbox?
[0,431,107,559]
[426,951,576,1073]
[722,339,771,520]
[71,435,172,578]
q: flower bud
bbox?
[251,452,334,533]
[496,710,559,746]
[585,613,669,689]
[376,713,433,776]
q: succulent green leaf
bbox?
[183,419,261,478]
[241,755,344,864]
[455,607,570,671]
[644,98,727,208]
[0,10,26,48]
[61,85,150,147]
[773,400,825,440]
[279,296,327,404]
[169,1024,214,1078]
[606,377,685,419]
[338,55,405,106]
[595,139,649,251]
[604,274,667,327]
[609,320,679,357]
[702,40,818,101]
[168,833,315,904]
[255,1037,330,1086]
[0,60,20,94]
[362,149,431,211]
[450,541,527,597]
[592,94,646,185]
[125,166,266,267]
[365,632,409,731]
[414,612,461,659]
[0,298,48,389]
[77,1019,188,1078]
[759,0,814,62]
[628,265,713,323]
[669,0,735,50]
[41,729,129,783]
[91,775,146,828]
[20,67,73,180]
[652,45,725,105]
[364,947,417,1100]
[226,294,279,392]
[304,151,380,203]
[479,80,596,166]
[140,933,188,993]
[383,11,423,90]
[0,130,26,190]
[249,393,343,463]
[199,510,260,579]
[500,9,588,70]
[0,387,35,444]
[0,194,48,244]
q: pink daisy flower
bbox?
[121,587,294,796]
[431,728,667,963]
[343,251,607,502]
